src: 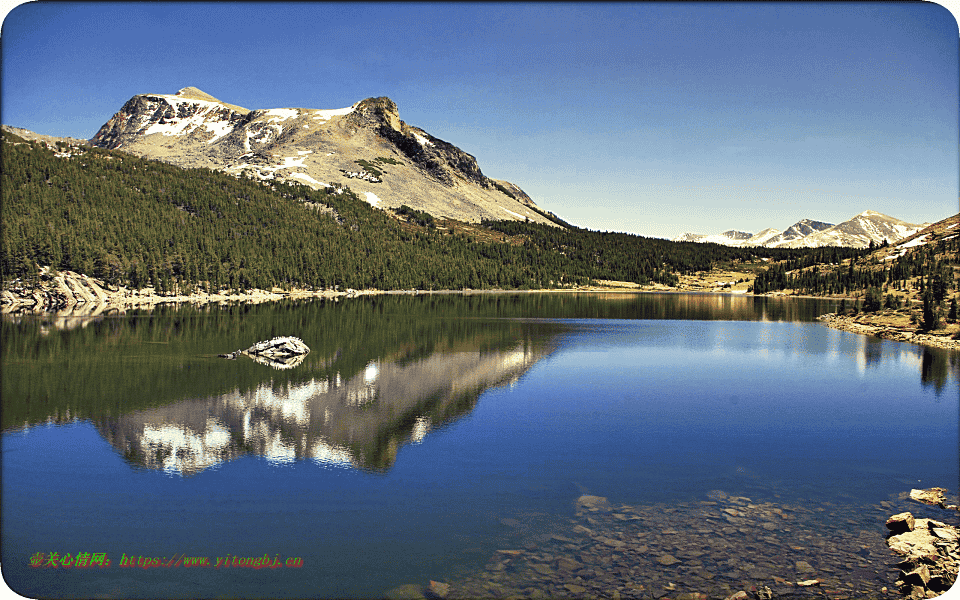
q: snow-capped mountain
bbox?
[761,219,834,247]
[88,87,554,225]
[673,230,753,245]
[783,210,926,249]
[674,211,927,249]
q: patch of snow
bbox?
[412,131,434,147]
[264,108,299,122]
[499,206,525,219]
[204,119,234,143]
[279,155,307,168]
[892,224,911,236]
[311,106,356,122]
[288,172,329,187]
[363,192,382,208]
[297,150,313,155]
[898,235,930,250]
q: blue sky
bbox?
[2,2,957,239]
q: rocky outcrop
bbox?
[1,268,111,312]
[886,488,959,598]
[218,336,310,370]
[0,266,368,315]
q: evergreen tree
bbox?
[863,287,882,312]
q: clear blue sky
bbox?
[2,2,957,239]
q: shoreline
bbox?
[0,268,749,315]
[818,311,960,351]
[5,268,959,351]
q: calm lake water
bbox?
[2,293,958,599]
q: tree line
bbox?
[2,131,828,294]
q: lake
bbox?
[2,292,958,599]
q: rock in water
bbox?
[219,336,310,369]
[245,336,310,358]
[575,495,611,512]
[909,487,948,507]
[886,502,959,598]
[885,512,916,534]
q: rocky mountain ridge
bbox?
[88,87,556,225]
[676,210,928,249]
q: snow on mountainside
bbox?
[786,210,925,249]
[762,219,834,247]
[88,87,555,225]
[673,230,755,245]
[674,211,928,249]
[876,213,960,262]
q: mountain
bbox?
[674,211,926,249]
[874,212,960,263]
[89,87,557,225]
[673,230,753,245]
[761,219,834,247]
[783,210,926,249]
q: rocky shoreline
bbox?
[0,267,372,314]
[817,313,960,351]
[885,488,959,599]
[385,487,960,600]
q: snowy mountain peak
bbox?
[676,211,928,249]
[88,88,553,225]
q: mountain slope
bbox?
[782,210,925,248]
[6,129,785,301]
[762,219,834,247]
[89,87,555,225]
[674,211,925,249]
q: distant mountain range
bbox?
[85,87,559,225]
[674,211,928,249]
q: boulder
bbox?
[887,501,959,598]
[910,488,947,507]
[886,512,916,534]
[219,336,310,369]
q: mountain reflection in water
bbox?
[95,342,549,475]
[1,294,957,600]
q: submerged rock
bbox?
[384,583,426,600]
[219,336,310,369]
[575,494,611,512]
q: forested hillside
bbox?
[752,218,959,330]
[2,131,813,294]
